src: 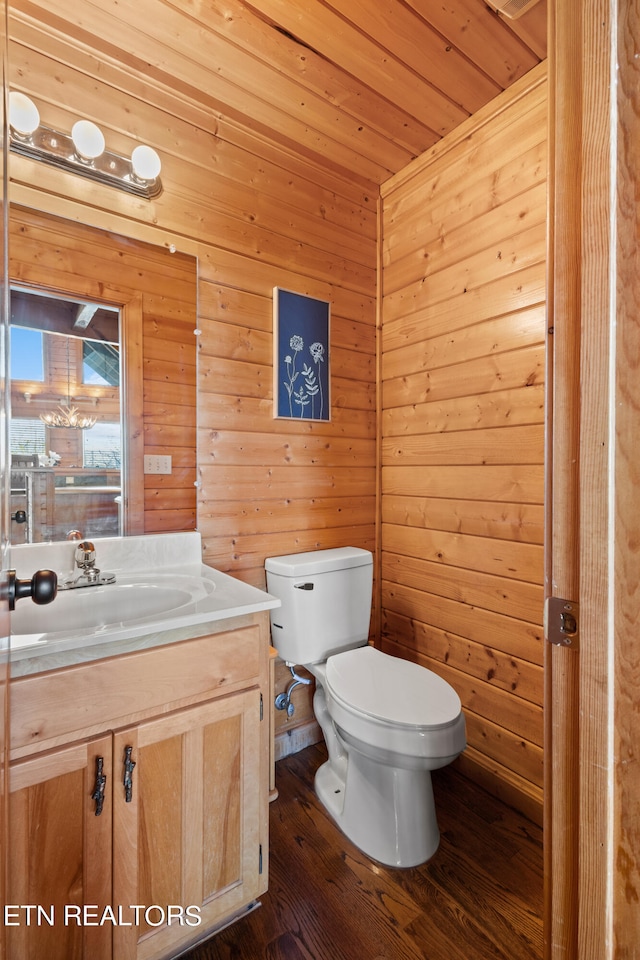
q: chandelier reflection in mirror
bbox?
[8,92,162,200]
[40,404,97,431]
[40,338,97,431]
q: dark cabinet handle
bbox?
[123,746,136,803]
[91,757,107,816]
[4,569,57,611]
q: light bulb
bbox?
[131,145,161,181]
[9,92,40,137]
[71,120,105,160]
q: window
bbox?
[83,340,120,386]
[83,421,121,469]
[10,417,46,456]
[10,327,44,381]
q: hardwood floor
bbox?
[182,743,543,960]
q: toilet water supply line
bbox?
[275,663,312,717]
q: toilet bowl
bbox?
[265,547,466,868]
[324,645,465,764]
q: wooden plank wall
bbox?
[379,65,547,824]
[7,4,377,749]
[7,3,548,813]
[8,3,377,572]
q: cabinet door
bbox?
[113,689,266,960]
[8,734,113,960]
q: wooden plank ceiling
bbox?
[11,0,546,187]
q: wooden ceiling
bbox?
[10,0,546,187]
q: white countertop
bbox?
[10,532,279,677]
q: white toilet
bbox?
[265,546,466,868]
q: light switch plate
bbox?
[144,455,172,475]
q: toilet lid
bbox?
[325,646,461,728]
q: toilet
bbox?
[265,546,466,868]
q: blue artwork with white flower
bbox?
[274,288,330,421]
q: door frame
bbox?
[0,1,10,956]
[546,0,640,955]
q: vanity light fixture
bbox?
[8,92,163,200]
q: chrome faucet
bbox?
[75,541,100,582]
[59,540,116,590]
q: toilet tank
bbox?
[265,547,373,665]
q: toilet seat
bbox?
[325,645,461,729]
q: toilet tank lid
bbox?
[265,546,372,577]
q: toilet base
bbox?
[314,750,440,868]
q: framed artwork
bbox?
[273,287,331,421]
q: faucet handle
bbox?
[75,541,96,568]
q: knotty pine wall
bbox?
[8,10,377,567]
[8,8,547,817]
[379,65,547,824]
[8,9,377,753]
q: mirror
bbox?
[10,288,122,543]
[8,205,198,545]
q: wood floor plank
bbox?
[182,743,543,960]
[433,771,544,914]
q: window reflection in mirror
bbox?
[10,288,122,544]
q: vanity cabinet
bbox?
[8,615,271,960]
[9,734,114,960]
[112,689,263,960]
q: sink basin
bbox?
[8,533,281,672]
[11,575,215,638]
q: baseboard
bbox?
[455,747,543,827]
[274,719,323,761]
[171,900,262,958]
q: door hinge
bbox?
[260,692,264,721]
[259,844,263,874]
[544,596,579,650]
